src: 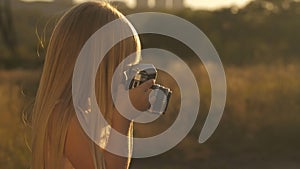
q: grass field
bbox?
[0,63,299,169]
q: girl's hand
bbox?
[114,79,155,120]
[129,79,155,111]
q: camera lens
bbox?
[149,84,172,115]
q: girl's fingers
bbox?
[139,79,155,91]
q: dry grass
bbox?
[0,64,300,169]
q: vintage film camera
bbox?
[123,64,172,114]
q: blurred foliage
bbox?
[131,0,300,66]
[0,0,300,68]
[0,0,18,56]
[1,0,300,169]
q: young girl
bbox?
[31,1,154,169]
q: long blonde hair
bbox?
[31,1,141,169]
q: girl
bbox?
[31,1,153,169]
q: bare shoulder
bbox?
[64,116,95,169]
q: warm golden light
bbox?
[21,0,253,10]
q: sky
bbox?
[22,0,254,10]
[78,0,253,10]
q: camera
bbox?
[123,64,172,115]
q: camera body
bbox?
[123,64,172,114]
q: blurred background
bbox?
[0,0,300,168]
